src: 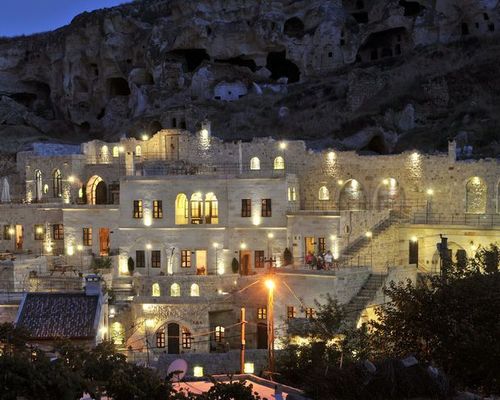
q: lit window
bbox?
[156,329,165,348]
[305,308,316,319]
[250,157,260,170]
[52,224,64,241]
[52,169,62,198]
[170,283,181,297]
[190,283,200,297]
[153,200,163,219]
[34,224,45,241]
[318,237,325,254]
[215,326,225,342]
[205,193,218,224]
[135,145,142,157]
[133,200,143,219]
[288,187,296,201]
[287,306,297,319]
[3,225,14,240]
[257,307,267,320]
[190,193,203,224]
[83,228,92,246]
[182,328,192,349]
[273,156,285,170]
[152,282,161,297]
[181,250,191,268]
[241,199,251,217]
[136,250,145,268]
[318,186,329,201]
[261,199,272,217]
[112,146,119,158]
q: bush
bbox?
[127,256,135,275]
[92,257,112,270]
[231,257,239,274]
[283,247,293,266]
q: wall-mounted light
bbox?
[146,243,152,250]
[142,134,149,141]
[240,242,247,250]
[426,188,434,196]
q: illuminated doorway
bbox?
[15,225,23,251]
[99,228,110,256]
[195,250,207,275]
[240,250,252,276]
[304,237,315,255]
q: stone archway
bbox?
[86,175,107,205]
[339,179,366,210]
[375,178,403,210]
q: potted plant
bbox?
[231,257,239,274]
[127,256,135,275]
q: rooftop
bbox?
[16,292,99,340]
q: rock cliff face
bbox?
[0,0,499,156]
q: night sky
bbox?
[0,0,128,37]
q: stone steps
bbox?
[344,274,387,327]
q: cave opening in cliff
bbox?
[357,27,408,63]
[150,120,162,134]
[215,56,257,72]
[107,77,131,97]
[266,51,301,83]
[352,12,369,24]
[169,49,210,72]
[10,93,37,109]
[284,17,305,39]
[361,135,388,154]
[398,1,425,17]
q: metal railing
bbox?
[289,199,428,214]
[412,212,500,227]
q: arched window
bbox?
[339,179,366,210]
[152,282,161,297]
[273,156,285,170]
[465,177,487,214]
[288,187,297,201]
[250,157,260,170]
[376,178,401,210]
[215,326,225,342]
[190,283,200,297]
[101,145,109,163]
[34,170,43,202]
[52,169,62,198]
[318,186,329,201]
[170,283,181,297]
[205,192,218,224]
[135,145,142,157]
[112,146,119,158]
[175,193,189,224]
[190,193,203,224]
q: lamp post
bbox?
[265,278,275,375]
[266,233,274,270]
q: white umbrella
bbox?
[1,177,10,203]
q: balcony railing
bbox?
[412,212,500,227]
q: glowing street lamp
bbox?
[265,278,275,373]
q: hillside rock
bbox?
[0,0,499,155]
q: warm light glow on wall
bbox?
[143,212,152,227]
[426,188,434,196]
[142,134,149,141]
[240,242,247,250]
[146,243,152,250]
[327,151,336,161]
[67,245,74,256]
[365,231,372,238]
[410,236,418,243]
[68,175,75,183]
[267,232,274,239]
[118,146,125,153]
[119,258,129,275]
[145,318,156,328]
[337,179,344,186]
[279,141,287,150]
[252,214,261,226]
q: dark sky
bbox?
[0,0,128,37]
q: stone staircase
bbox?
[111,277,135,302]
[344,273,387,327]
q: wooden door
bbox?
[99,228,110,256]
[167,323,180,354]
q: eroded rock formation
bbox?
[0,0,499,155]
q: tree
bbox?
[283,247,293,266]
[371,244,500,393]
[231,257,239,274]
[127,256,135,275]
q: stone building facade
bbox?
[0,121,499,367]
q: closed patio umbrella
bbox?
[1,177,11,203]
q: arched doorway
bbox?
[376,178,403,210]
[465,177,487,214]
[257,322,267,349]
[167,323,180,354]
[339,179,366,210]
[86,176,107,205]
[52,169,62,198]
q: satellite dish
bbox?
[167,359,188,382]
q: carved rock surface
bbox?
[0,0,499,155]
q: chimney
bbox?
[85,274,103,296]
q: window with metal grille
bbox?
[34,225,45,240]
[156,330,165,348]
[305,308,316,319]
[318,237,325,254]
[133,200,143,219]
[287,306,297,319]
[53,224,64,240]
[215,326,225,342]
[83,228,92,246]
[151,250,161,268]
[182,329,192,349]
[181,250,191,268]
[136,250,145,268]
[153,200,163,219]
[261,199,272,217]
[257,307,267,320]
[241,199,251,217]
[254,251,265,268]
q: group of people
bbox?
[305,250,338,270]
